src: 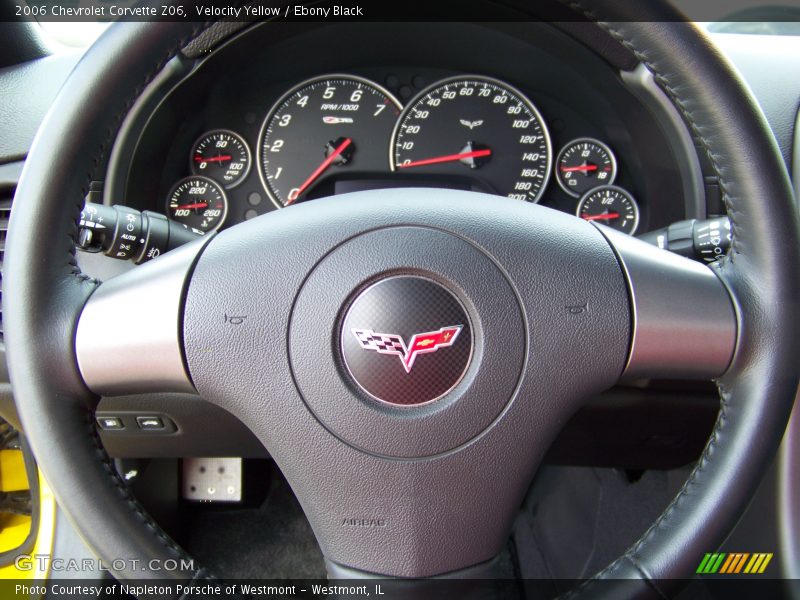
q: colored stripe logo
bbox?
[696,553,773,574]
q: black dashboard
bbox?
[118,22,695,237]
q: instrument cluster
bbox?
[119,22,699,239]
[164,72,641,236]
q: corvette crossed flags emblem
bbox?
[352,326,463,373]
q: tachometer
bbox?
[258,74,402,208]
[391,75,552,202]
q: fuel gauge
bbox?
[577,185,639,235]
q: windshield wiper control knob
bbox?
[77,203,203,263]
[638,217,731,263]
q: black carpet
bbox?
[183,468,326,579]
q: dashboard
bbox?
[116,22,698,237]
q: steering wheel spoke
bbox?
[75,237,209,396]
[599,226,738,381]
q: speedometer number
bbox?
[391,76,552,202]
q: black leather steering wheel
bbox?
[5,1,800,597]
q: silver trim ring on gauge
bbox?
[189,129,252,190]
[388,74,553,204]
[554,137,618,198]
[575,184,640,236]
[165,175,229,233]
[257,73,404,210]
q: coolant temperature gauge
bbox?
[166,176,228,233]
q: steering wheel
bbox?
[5,1,800,597]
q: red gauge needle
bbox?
[176,202,208,210]
[397,148,492,169]
[194,155,232,163]
[560,164,598,173]
[286,137,353,206]
[582,212,620,221]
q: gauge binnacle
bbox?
[191,130,251,189]
[391,75,552,202]
[555,138,617,197]
[576,185,639,235]
[258,74,402,208]
[166,176,228,233]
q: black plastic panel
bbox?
[97,394,266,458]
[0,53,78,163]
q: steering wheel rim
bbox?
[5,2,800,596]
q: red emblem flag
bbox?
[402,326,463,372]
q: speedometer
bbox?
[391,76,552,202]
[258,74,402,208]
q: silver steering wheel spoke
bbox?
[75,237,210,396]
[598,226,737,381]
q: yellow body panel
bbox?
[0,472,55,580]
[0,450,28,492]
[0,514,30,553]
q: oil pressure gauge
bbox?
[576,185,639,235]
[191,130,251,189]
